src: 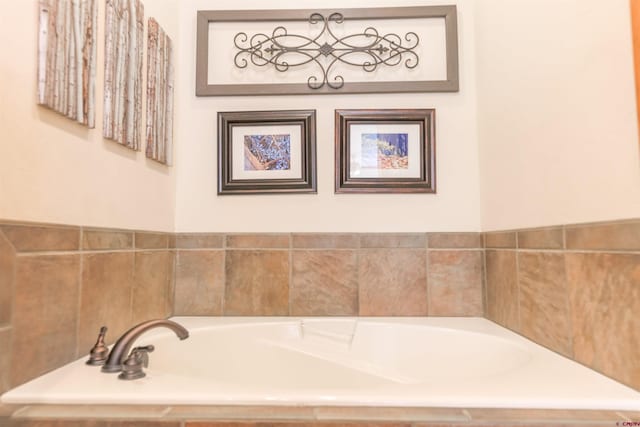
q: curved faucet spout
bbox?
[101,319,189,373]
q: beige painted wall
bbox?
[0,0,179,232]
[173,0,482,232]
[476,0,640,231]
[4,1,637,234]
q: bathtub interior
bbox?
[149,318,532,386]
[2,317,640,410]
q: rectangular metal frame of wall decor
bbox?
[218,110,317,195]
[335,109,436,193]
[196,6,459,96]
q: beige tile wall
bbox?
[173,232,484,318]
[0,221,175,393]
[484,219,640,391]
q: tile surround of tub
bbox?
[11,254,80,387]
[517,252,573,357]
[484,250,518,330]
[224,250,290,315]
[172,232,483,317]
[359,249,428,316]
[0,220,175,393]
[565,252,640,389]
[0,231,15,326]
[427,250,483,316]
[174,250,225,316]
[483,220,640,391]
[291,250,358,316]
[0,327,12,394]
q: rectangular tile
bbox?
[10,421,180,427]
[132,251,173,323]
[0,231,15,325]
[175,234,224,249]
[518,252,573,357]
[174,250,225,316]
[360,233,426,248]
[291,250,358,316]
[428,250,483,316]
[566,220,640,251]
[135,232,169,249]
[292,233,359,249]
[165,251,176,317]
[427,233,482,249]
[565,253,640,389]
[518,227,564,249]
[82,229,133,250]
[226,234,290,249]
[484,231,516,248]
[225,250,289,315]
[0,224,80,252]
[12,255,80,387]
[466,408,625,423]
[78,252,134,354]
[167,405,315,420]
[485,250,519,330]
[11,404,170,419]
[314,406,469,422]
[0,327,11,394]
[185,424,410,427]
[359,249,427,316]
[8,420,108,427]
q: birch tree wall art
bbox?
[103,0,144,150]
[38,0,97,127]
[146,18,174,165]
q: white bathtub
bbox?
[2,317,640,410]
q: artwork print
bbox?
[37,0,98,127]
[103,0,144,149]
[361,133,409,170]
[335,109,435,193]
[146,18,175,165]
[243,134,291,171]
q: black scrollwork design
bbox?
[233,13,420,90]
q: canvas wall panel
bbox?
[103,0,144,150]
[37,0,97,127]
[146,18,174,165]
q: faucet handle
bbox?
[118,345,154,380]
[132,345,154,368]
[86,326,109,366]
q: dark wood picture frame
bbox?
[218,110,317,195]
[196,6,459,96]
[335,109,436,193]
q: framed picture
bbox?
[218,110,317,194]
[335,109,436,193]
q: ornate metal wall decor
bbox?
[196,6,459,96]
[233,12,420,90]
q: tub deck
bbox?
[1,402,639,426]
